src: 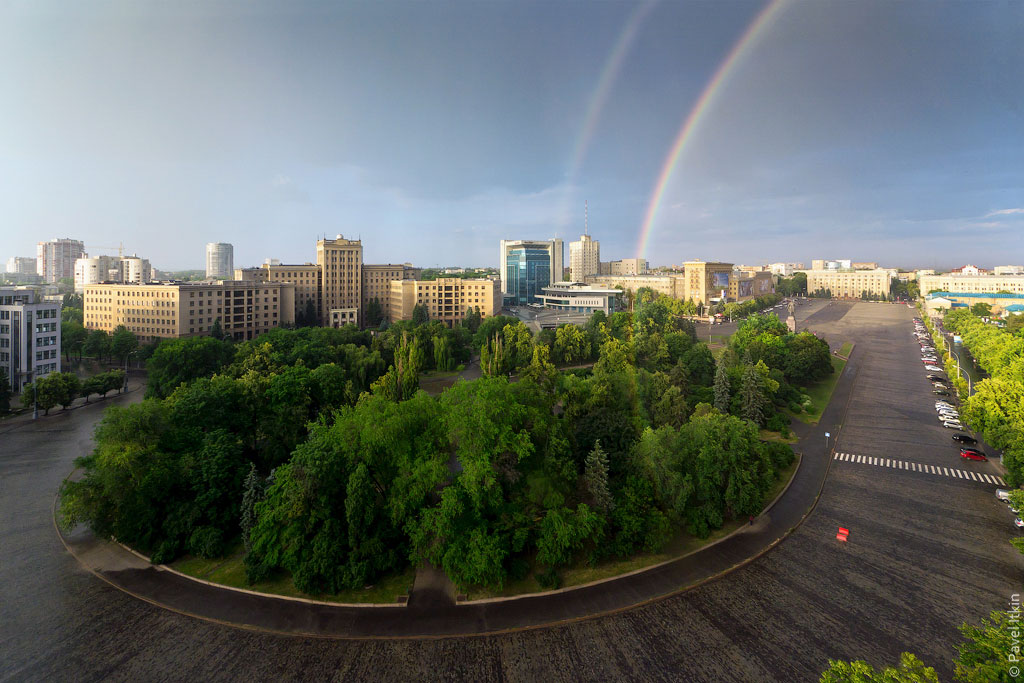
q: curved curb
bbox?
[55,351,859,640]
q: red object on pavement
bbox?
[838,527,850,536]
[836,533,848,542]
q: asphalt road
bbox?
[1,301,1021,682]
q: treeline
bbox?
[943,309,1024,486]
[62,298,832,594]
[19,370,126,415]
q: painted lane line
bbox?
[998,477,1006,486]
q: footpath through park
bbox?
[59,339,862,640]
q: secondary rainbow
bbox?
[635,0,788,258]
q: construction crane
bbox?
[87,242,125,258]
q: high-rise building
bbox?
[499,239,563,305]
[317,234,363,327]
[36,238,85,282]
[569,234,600,282]
[75,254,154,291]
[205,243,234,279]
[84,280,295,343]
[390,278,502,327]
[119,256,152,285]
[6,257,37,276]
[1,287,61,392]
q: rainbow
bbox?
[635,0,788,258]
[566,1,658,183]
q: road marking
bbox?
[833,452,1006,487]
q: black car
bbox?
[952,433,977,445]
[927,374,945,381]
[933,390,950,396]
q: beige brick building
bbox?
[918,273,1024,296]
[802,269,894,298]
[84,281,295,343]
[236,263,322,324]
[362,263,420,324]
[585,260,742,307]
[390,278,502,327]
[317,235,363,327]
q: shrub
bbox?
[187,527,225,559]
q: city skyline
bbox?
[2,1,1023,270]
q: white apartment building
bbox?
[36,238,85,282]
[918,273,1024,296]
[1,287,61,392]
[6,257,37,276]
[569,234,600,282]
[993,265,1024,276]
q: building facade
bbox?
[390,278,502,327]
[36,238,85,282]
[569,234,600,282]
[729,271,775,301]
[682,260,734,305]
[205,243,235,279]
[317,235,363,327]
[362,263,420,324]
[74,256,119,291]
[236,263,323,325]
[918,273,1024,296]
[950,264,988,276]
[6,257,37,276]
[993,265,1024,276]
[924,292,1024,316]
[766,262,804,276]
[537,282,620,315]
[84,281,295,343]
[803,269,894,298]
[499,239,564,305]
[1,287,61,392]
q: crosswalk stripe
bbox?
[983,474,995,484]
[943,467,950,477]
[998,477,1006,486]
[834,451,1010,487]
[969,472,978,481]
[955,470,963,479]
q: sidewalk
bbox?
[58,352,860,639]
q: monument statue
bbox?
[788,300,796,317]
[786,299,797,333]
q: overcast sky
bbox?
[1,0,1022,271]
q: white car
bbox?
[926,365,943,372]
[943,420,963,429]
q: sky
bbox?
[1,0,1022,271]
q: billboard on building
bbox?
[757,276,773,293]
[711,271,730,288]
[738,280,753,298]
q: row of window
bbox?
[36,349,57,361]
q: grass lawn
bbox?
[171,546,414,604]
[837,342,854,357]
[466,453,800,601]
[789,353,848,425]
[759,428,798,444]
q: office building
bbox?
[1,287,61,392]
[362,263,420,324]
[74,256,119,291]
[682,260,735,305]
[205,243,235,279]
[586,260,738,307]
[537,282,620,315]
[36,238,85,282]
[499,239,564,305]
[729,271,775,301]
[851,262,879,270]
[810,259,853,271]
[585,273,683,301]
[84,281,295,343]
[6,257,37,276]
[803,268,894,298]
[317,234,363,327]
[766,262,804,277]
[918,273,1024,296]
[119,256,152,285]
[993,265,1024,276]
[390,278,502,327]
[236,263,322,325]
[569,234,600,282]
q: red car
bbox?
[960,448,987,461]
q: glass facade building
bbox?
[499,239,563,305]
[505,247,552,305]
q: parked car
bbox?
[1015,518,1024,528]
[943,420,964,429]
[926,365,943,372]
[960,448,987,461]
[952,434,977,444]
[927,374,945,381]
[933,390,950,396]
[996,488,1011,502]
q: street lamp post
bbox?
[824,431,830,454]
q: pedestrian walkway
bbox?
[832,451,1005,486]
